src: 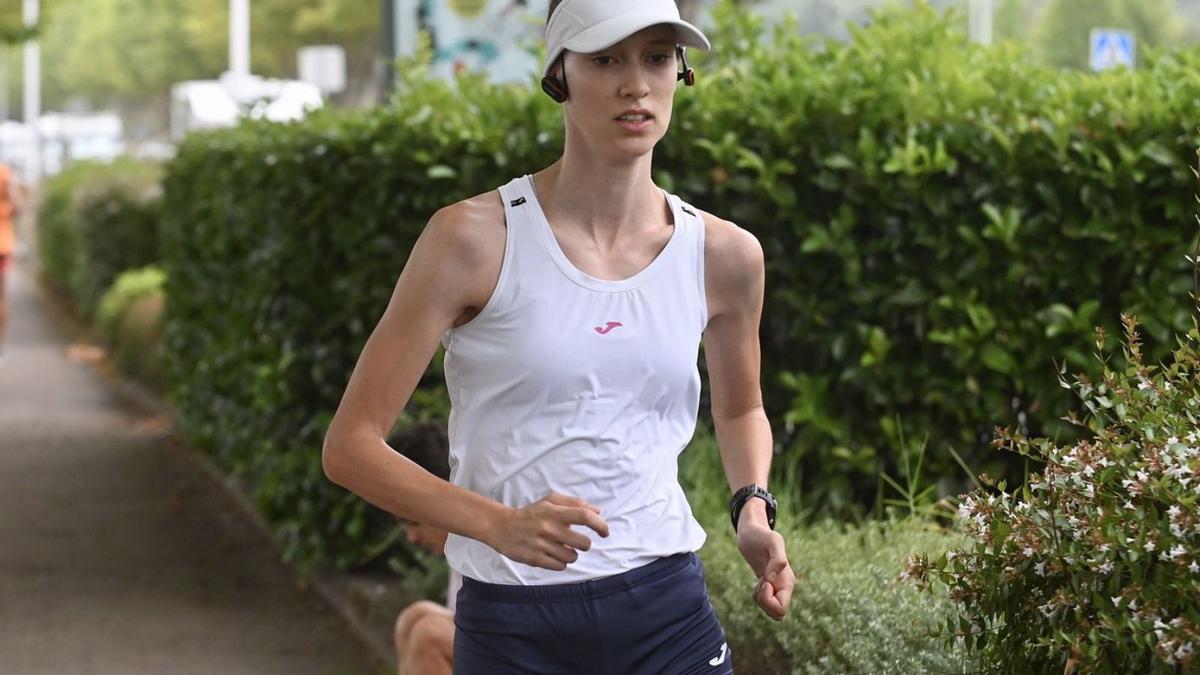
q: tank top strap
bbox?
[666,193,709,330]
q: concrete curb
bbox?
[26,264,401,674]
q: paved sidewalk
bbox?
[0,262,389,675]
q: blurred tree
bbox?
[0,0,36,46]
[1032,0,1182,69]
[40,0,221,137]
[994,0,1033,42]
[39,0,379,136]
[183,0,377,96]
[0,24,35,44]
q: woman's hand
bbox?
[736,521,795,621]
[488,491,610,571]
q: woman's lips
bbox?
[615,116,653,132]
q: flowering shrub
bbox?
[903,315,1200,673]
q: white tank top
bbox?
[440,174,710,585]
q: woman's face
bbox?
[560,24,680,159]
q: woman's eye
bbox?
[650,54,671,65]
[593,56,615,66]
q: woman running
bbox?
[323,1,795,671]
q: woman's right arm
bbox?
[321,196,608,570]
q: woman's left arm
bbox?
[700,212,795,621]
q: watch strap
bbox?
[729,483,776,533]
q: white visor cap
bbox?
[544,0,712,79]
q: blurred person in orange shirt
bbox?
[0,162,25,365]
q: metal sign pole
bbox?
[22,0,39,183]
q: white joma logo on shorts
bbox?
[709,642,728,666]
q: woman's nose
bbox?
[621,68,651,99]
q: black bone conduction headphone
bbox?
[540,46,696,103]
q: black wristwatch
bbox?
[729,483,776,533]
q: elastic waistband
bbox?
[460,551,694,603]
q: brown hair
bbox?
[547,0,565,25]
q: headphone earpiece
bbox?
[541,76,568,103]
[541,53,569,103]
[676,46,696,87]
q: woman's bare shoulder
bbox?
[417,190,508,320]
[426,189,507,255]
[695,208,763,275]
[695,208,764,318]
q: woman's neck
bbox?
[531,154,668,244]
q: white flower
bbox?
[1190,560,1200,574]
[1023,547,1035,557]
[1168,437,1180,446]
[1138,381,1151,391]
[1145,540,1157,553]
[1125,500,1136,510]
[1169,505,1182,518]
[1098,561,1114,575]
[1112,595,1123,607]
[1034,561,1047,577]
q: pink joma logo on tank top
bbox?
[594,321,623,335]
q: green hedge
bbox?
[159,2,1200,570]
[36,157,163,317]
[37,161,102,294]
[683,4,1200,512]
[97,265,167,389]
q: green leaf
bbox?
[980,343,1015,375]
[426,165,457,179]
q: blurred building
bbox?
[419,0,550,84]
[0,111,124,181]
[169,73,324,143]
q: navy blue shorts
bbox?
[452,551,734,674]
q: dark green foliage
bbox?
[36,158,163,317]
[159,1,1200,571]
[37,161,102,294]
[683,3,1200,514]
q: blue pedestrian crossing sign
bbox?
[1090,29,1136,71]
